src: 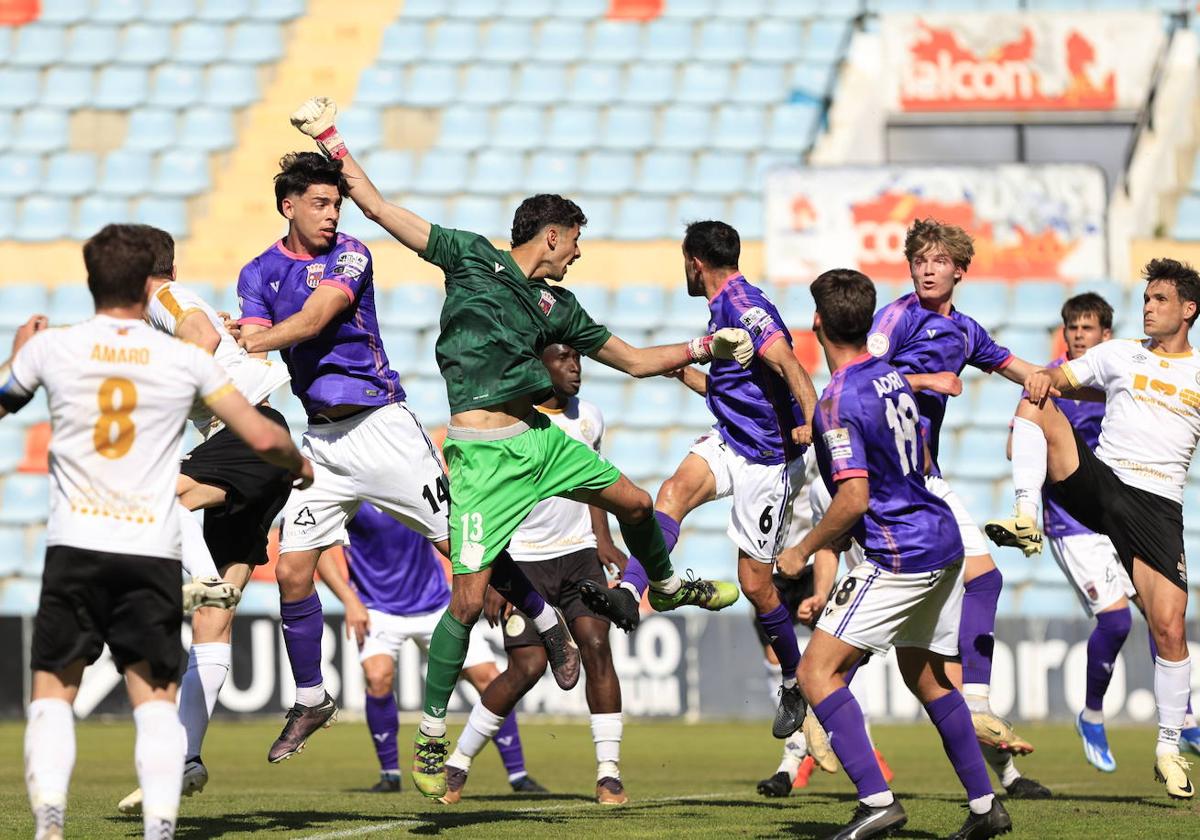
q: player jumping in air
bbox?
[783,267,1012,840]
[288,96,748,799]
[988,259,1200,799]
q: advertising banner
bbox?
[881,12,1163,113]
[765,165,1107,284]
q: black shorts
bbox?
[32,546,184,680]
[1053,427,1187,590]
[503,548,609,649]
[180,405,293,568]
[753,566,815,646]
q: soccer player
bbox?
[316,504,544,794]
[439,343,630,806]
[288,97,747,799]
[117,225,296,814]
[867,219,1041,755]
[988,259,1200,798]
[783,267,1011,840]
[577,221,818,741]
[4,225,311,840]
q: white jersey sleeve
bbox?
[1063,339,1120,390]
[0,329,54,412]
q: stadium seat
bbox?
[39,0,90,24]
[92,0,140,23]
[230,22,285,63]
[570,63,621,105]
[674,195,728,231]
[146,0,199,22]
[0,526,25,577]
[791,63,836,104]
[336,108,382,155]
[730,194,764,239]
[601,106,654,151]
[625,383,681,429]
[492,105,546,151]
[579,152,637,196]
[10,23,65,67]
[953,281,1011,331]
[93,66,149,110]
[613,197,672,240]
[0,475,49,525]
[638,151,692,197]
[363,150,415,195]
[379,20,426,58]
[584,380,628,417]
[0,286,50,330]
[356,66,406,107]
[658,105,711,151]
[62,24,119,66]
[413,150,470,195]
[428,20,478,62]
[42,66,93,108]
[511,62,568,105]
[1019,584,1077,618]
[570,285,613,325]
[150,65,204,108]
[622,63,677,106]
[1006,282,1070,329]
[606,431,663,481]
[397,194,445,229]
[663,0,714,18]
[448,196,505,238]
[524,150,580,194]
[43,153,97,198]
[0,69,37,109]
[679,63,733,106]
[712,0,767,18]
[751,19,804,62]
[402,376,449,427]
[644,20,695,61]
[98,150,154,196]
[675,534,730,581]
[996,327,1054,366]
[697,20,749,62]
[249,0,305,21]
[1172,198,1200,239]
[380,284,442,331]
[804,19,851,63]
[535,20,587,62]
[16,198,71,242]
[732,64,789,106]
[0,155,41,199]
[686,497,733,534]
[1071,279,1124,310]
[448,0,501,18]
[118,23,172,66]
[404,64,459,108]
[778,283,817,328]
[949,429,1010,480]
[661,285,704,329]
[180,108,236,152]
[176,22,228,65]
[0,580,42,616]
[398,0,444,18]
[237,581,281,616]
[11,109,67,154]
[712,106,766,152]
[972,376,1021,429]
[546,106,601,151]
[587,20,642,63]
[576,196,614,239]
[765,103,820,152]
[456,63,512,106]
[466,149,524,196]
[480,21,534,62]
[135,197,190,238]
[198,0,252,23]
[205,64,261,108]
[152,150,211,197]
[49,285,96,323]
[552,0,604,19]
[609,285,666,331]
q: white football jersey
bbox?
[1064,338,1200,504]
[809,475,866,571]
[147,281,289,435]
[508,397,604,562]
[2,316,233,559]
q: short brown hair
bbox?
[810,268,877,345]
[128,224,174,278]
[274,151,349,216]
[1145,258,1200,326]
[82,224,154,309]
[903,218,975,271]
[1061,292,1113,331]
[510,194,587,248]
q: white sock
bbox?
[618,580,640,598]
[448,702,504,770]
[179,642,231,759]
[1155,655,1191,757]
[134,700,185,838]
[294,685,326,707]
[530,605,558,634]
[982,743,1020,787]
[419,714,446,739]
[591,712,622,780]
[969,793,995,815]
[861,790,894,807]
[25,697,75,838]
[1080,707,1105,725]
[178,503,218,579]
[778,728,807,778]
[963,684,990,714]
[763,659,782,705]
[650,574,682,595]
[1010,417,1047,520]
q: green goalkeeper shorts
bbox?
[444,412,621,575]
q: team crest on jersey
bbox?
[867,332,889,357]
[580,418,595,442]
[1085,582,1099,602]
[538,289,556,316]
[305,263,325,289]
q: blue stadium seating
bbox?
[13,110,68,154]
[675,534,730,581]
[954,281,1012,331]
[751,19,804,61]
[698,20,750,62]
[405,64,459,107]
[205,64,261,107]
[588,20,641,63]
[480,21,533,62]
[92,0,140,24]
[674,195,729,231]
[10,24,65,67]
[180,108,236,152]
[713,107,766,152]
[606,431,663,481]
[639,151,693,196]
[17,198,71,242]
[94,66,149,109]
[364,149,415,194]
[791,62,836,103]
[659,105,711,151]
[0,155,41,198]
[402,375,449,427]
[644,20,695,61]
[949,429,1011,480]
[99,150,153,196]
[449,196,506,238]
[250,0,306,21]
[40,0,90,24]
[623,63,676,106]
[512,63,568,105]
[62,24,119,66]
[437,105,489,151]
[237,581,282,616]
[996,327,1054,366]
[0,286,50,330]
[449,0,502,19]
[610,285,667,331]
[570,63,622,105]
[492,105,545,151]
[0,580,42,616]
[0,527,25,577]
[626,385,683,430]
[356,66,405,107]
[177,22,228,64]
[678,63,733,105]
[381,284,442,331]
[601,106,654,151]
[733,64,790,105]
[119,23,172,66]
[152,150,211,197]
[580,152,637,196]
[578,196,615,238]
[547,106,602,151]
[570,285,613,325]
[42,66,94,108]
[150,65,205,107]
[0,475,50,526]
[146,0,200,23]
[336,108,383,155]
[804,19,852,63]
[1006,282,1070,329]
[765,103,820,152]
[585,380,628,418]
[50,285,97,323]
[730,194,764,239]
[1172,196,1200,240]
[230,22,285,63]
[536,20,587,62]
[458,63,512,106]
[199,0,253,25]
[44,153,97,198]
[525,151,580,194]
[429,20,478,62]
[135,197,190,237]
[413,150,470,194]
[73,196,131,239]
[613,197,672,240]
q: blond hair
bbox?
[903,218,975,272]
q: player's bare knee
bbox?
[512,649,549,686]
[275,558,317,600]
[1152,620,1188,660]
[191,606,234,643]
[576,632,611,673]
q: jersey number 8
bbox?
[93,377,137,459]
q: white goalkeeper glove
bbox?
[687,327,755,368]
[290,96,347,160]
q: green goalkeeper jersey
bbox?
[421,224,611,414]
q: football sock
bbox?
[177,503,218,579]
[925,691,994,808]
[421,612,471,726]
[960,569,1002,690]
[1086,608,1131,713]
[280,591,325,706]
[494,713,527,780]
[619,512,677,598]
[1155,655,1191,757]
[778,728,808,778]
[1149,634,1195,717]
[1010,416,1047,520]
[757,604,801,686]
[447,702,504,770]
[814,687,890,802]
[591,712,623,780]
[365,693,399,773]
[621,513,677,593]
[179,642,230,759]
[134,700,184,839]
[489,552,555,633]
[25,697,74,835]
[982,743,1021,787]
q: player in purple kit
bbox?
[316,504,543,794]
[580,221,818,740]
[867,219,1041,755]
[782,268,1011,840]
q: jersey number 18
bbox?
[884,392,921,475]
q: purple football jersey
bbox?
[237,234,402,416]
[868,292,1012,466]
[704,274,806,465]
[344,503,450,616]
[1036,356,1105,538]
[813,353,964,573]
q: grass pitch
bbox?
[1,718,1197,838]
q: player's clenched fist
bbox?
[687,327,754,368]
[290,96,347,159]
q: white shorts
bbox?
[1049,533,1136,616]
[816,559,966,657]
[690,429,807,561]
[359,607,499,670]
[924,475,989,558]
[280,403,451,553]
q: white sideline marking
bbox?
[297,791,741,838]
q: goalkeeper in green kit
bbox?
[290,97,749,798]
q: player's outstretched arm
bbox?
[590,328,753,378]
[290,97,432,253]
[666,365,708,396]
[207,388,313,487]
[905,371,962,396]
[316,548,369,647]
[239,286,350,354]
[1023,365,1072,404]
[759,337,817,443]
[779,477,868,578]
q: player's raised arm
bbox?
[0,315,49,420]
[758,337,817,443]
[239,285,350,354]
[590,329,753,378]
[290,97,432,253]
[173,309,221,354]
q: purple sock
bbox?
[925,691,993,801]
[492,712,527,778]
[365,693,399,772]
[1149,632,1194,716]
[757,604,801,678]
[960,568,1002,686]
[845,655,864,685]
[814,687,888,800]
[280,592,324,688]
[489,551,548,619]
[1086,608,1132,711]
[621,511,679,597]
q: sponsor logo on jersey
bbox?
[305,263,325,289]
[1132,353,1147,363]
[867,332,889,357]
[538,289,556,316]
[823,427,853,462]
[738,306,774,339]
[336,251,368,272]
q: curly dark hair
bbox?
[274,151,349,216]
[510,194,587,247]
[682,220,740,270]
[1144,257,1200,326]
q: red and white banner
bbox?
[883,12,1162,113]
[765,165,1107,284]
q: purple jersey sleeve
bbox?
[959,313,1013,372]
[818,381,869,482]
[321,238,372,304]
[866,296,915,362]
[727,284,785,357]
[236,259,273,327]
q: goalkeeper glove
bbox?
[687,328,754,368]
[290,96,347,160]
